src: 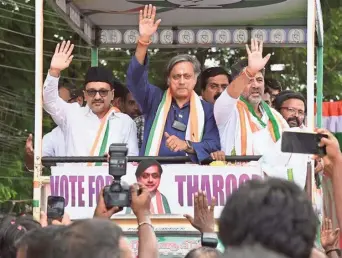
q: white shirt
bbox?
[42,126,65,156]
[214,90,288,155]
[299,124,308,131]
[43,74,139,157]
[260,126,312,189]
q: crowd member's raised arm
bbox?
[214,39,271,126]
[126,5,162,114]
[317,128,342,232]
[320,218,340,258]
[184,191,216,234]
[131,183,158,258]
[43,41,74,129]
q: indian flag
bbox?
[321,101,342,149]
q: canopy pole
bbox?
[316,46,324,128]
[307,0,316,131]
[306,0,316,214]
[91,47,98,67]
[33,0,44,222]
[307,0,320,246]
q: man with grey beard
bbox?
[214,39,288,156]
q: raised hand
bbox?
[25,134,33,156]
[50,41,74,74]
[320,218,340,251]
[184,191,216,233]
[246,39,271,75]
[139,4,161,41]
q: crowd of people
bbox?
[9,3,341,258]
[3,135,342,257]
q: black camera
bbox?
[103,143,131,208]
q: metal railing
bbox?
[41,155,262,165]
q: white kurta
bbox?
[43,74,139,157]
[260,126,312,189]
[42,126,65,157]
[214,90,288,155]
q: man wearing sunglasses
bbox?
[42,41,139,160]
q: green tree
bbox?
[0,0,90,201]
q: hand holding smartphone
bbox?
[281,131,328,156]
[47,196,65,221]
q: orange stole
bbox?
[87,106,120,166]
[236,101,280,155]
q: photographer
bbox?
[94,184,158,258]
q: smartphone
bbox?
[47,196,65,220]
[281,131,328,155]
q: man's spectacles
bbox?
[85,89,110,98]
[281,107,305,117]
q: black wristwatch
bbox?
[201,232,218,248]
[186,140,193,150]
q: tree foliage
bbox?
[0,0,89,201]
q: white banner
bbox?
[46,163,263,220]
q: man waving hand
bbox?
[43,41,138,162]
[126,5,220,163]
[214,39,288,156]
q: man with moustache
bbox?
[214,40,288,156]
[43,41,138,161]
[122,87,142,120]
[273,90,306,129]
[200,67,231,104]
[112,81,142,119]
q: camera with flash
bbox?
[103,143,131,208]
